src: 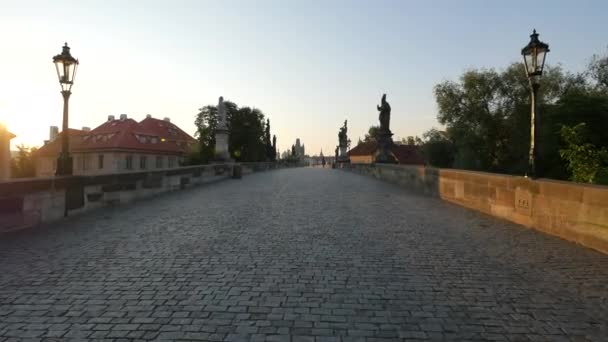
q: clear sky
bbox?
[1,0,607,155]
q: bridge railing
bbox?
[340,162,608,255]
[0,162,293,233]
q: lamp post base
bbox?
[56,154,73,176]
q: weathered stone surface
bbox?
[0,168,607,341]
[344,163,608,255]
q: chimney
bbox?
[82,126,91,132]
[120,114,127,121]
[50,126,59,140]
[146,114,152,119]
[163,117,171,122]
[107,115,115,121]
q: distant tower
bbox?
[294,138,305,157]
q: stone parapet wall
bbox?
[0,162,292,233]
[341,163,608,254]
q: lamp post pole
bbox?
[53,43,78,176]
[521,30,549,178]
[58,90,72,175]
[528,82,539,177]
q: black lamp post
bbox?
[521,29,549,178]
[53,43,79,176]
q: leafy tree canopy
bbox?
[193,100,274,163]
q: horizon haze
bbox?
[1,0,607,154]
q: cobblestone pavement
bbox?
[1,168,607,341]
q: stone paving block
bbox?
[0,168,607,341]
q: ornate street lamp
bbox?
[521,29,549,178]
[53,43,79,176]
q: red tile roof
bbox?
[348,141,377,156]
[391,144,425,165]
[36,117,196,157]
[348,141,425,165]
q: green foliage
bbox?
[401,136,421,146]
[559,123,608,184]
[589,48,608,89]
[363,125,380,142]
[193,100,273,164]
[430,58,608,181]
[194,104,219,164]
[420,129,455,168]
[264,119,275,161]
[10,145,37,178]
[229,106,266,162]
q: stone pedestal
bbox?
[375,130,397,164]
[214,128,231,162]
[338,145,349,163]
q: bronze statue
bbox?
[338,120,348,148]
[374,93,396,163]
[377,94,391,132]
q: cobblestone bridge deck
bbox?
[1,168,607,341]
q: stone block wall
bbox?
[0,162,290,233]
[342,163,608,254]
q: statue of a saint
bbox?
[338,120,348,148]
[377,94,391,132]
[217,96,227,129]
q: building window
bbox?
[156,156,163,169]
[140,156,147,169]
[98,155,104,169]
[168,156,176,168]
[125,155,133,170]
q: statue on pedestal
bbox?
[337,120,350,163]
[374,93,397,164]
[377,94,391,132]
[214,96,231,162]
[217,96,227,129]
[338,120,348,147]
[272,135,277,161]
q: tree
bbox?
[10,145,37,178]
[194,105,218,164]
[194,100,268,163]
[401,136,420,146]
[420,129,455,168]
[272,135,277,161]
[433,63,577,174]
[363,125,380,142]
[264,119,273,161]
[435,67,516,171]
[589,48,608,89]
[559,123,608,184]
[228,106,266,162]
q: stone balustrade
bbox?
[340,163,608,254]
[0,162,298,233]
